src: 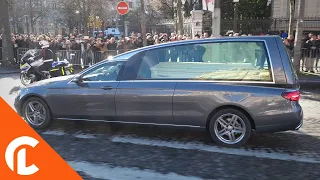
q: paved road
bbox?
[1,74,320,180]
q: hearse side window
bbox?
[81,61,125,82]
[135,41,273,82]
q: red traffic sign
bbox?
[117,1,129,15]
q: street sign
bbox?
[117,1,129,15]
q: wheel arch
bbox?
[20,94,52,116]
[206,105,256,130]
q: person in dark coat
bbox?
[39,41,53,60]
[305,34,320,73]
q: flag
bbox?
[202,0,215,12]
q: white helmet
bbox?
[39,40,49,49]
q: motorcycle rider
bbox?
[39,40,53,60]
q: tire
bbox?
[20,73,37,86]
[22,97,53,129]
[20,73,32,86]
[208,108,252,148]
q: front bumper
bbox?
[14,94,22,116]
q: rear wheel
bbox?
[22,97,53,129]
[208,108,252,148]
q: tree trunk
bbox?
[140,0,147,46]
[288,0,295,36]
[177,0,184,35]
[29,0,35,33]
[26,16,30,34]
[12,0,18,34]
[293,0,305,72]
[83,17,89,35]
[0,0,15,67]
[82,0,89,35]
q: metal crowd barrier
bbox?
[13,48,117,67]
[300,48,320,72]
[55,50,118,67]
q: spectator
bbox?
[117,36,126,54]
[305,34,320,73]
[281,31,288,39]
[136,33,143,48]
[284,35,294,59]
[146,35,154,46]
[107,37,117,51]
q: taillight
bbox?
[282,90,300,101]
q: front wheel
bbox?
[209,109,252,148]
[22,97,53,129]
[20,73,36,86]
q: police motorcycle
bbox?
[20,41,74,86]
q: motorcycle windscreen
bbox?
[21,49,42,63]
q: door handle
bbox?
[101,86,113,90]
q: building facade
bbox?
[271,0,320,32]
[272,0,320,18]
[127,0,149,10]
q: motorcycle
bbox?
[20,49,74,86]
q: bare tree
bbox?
[0,0,15,67]
[293,0,305,72]
[176,0,184,35]
[140,0,147,46]
[24,0,50,33]
[288,0,295,36]
[93,0,114,29]
[59,0,78,33]
[150,0,175,19]
[59,0,112,35]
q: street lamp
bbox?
[233,0,239,33]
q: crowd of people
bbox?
[283,32,320,73]
[0,32,213,53]
[0,31,320,72]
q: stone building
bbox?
[271,0,320,32]
[272,0,320,18]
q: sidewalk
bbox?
[0,67,20,74]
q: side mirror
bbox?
[71,75,83,84]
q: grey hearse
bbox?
[15,36,303,147]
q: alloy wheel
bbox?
[24,101,47,126]
[213,113,246,145]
